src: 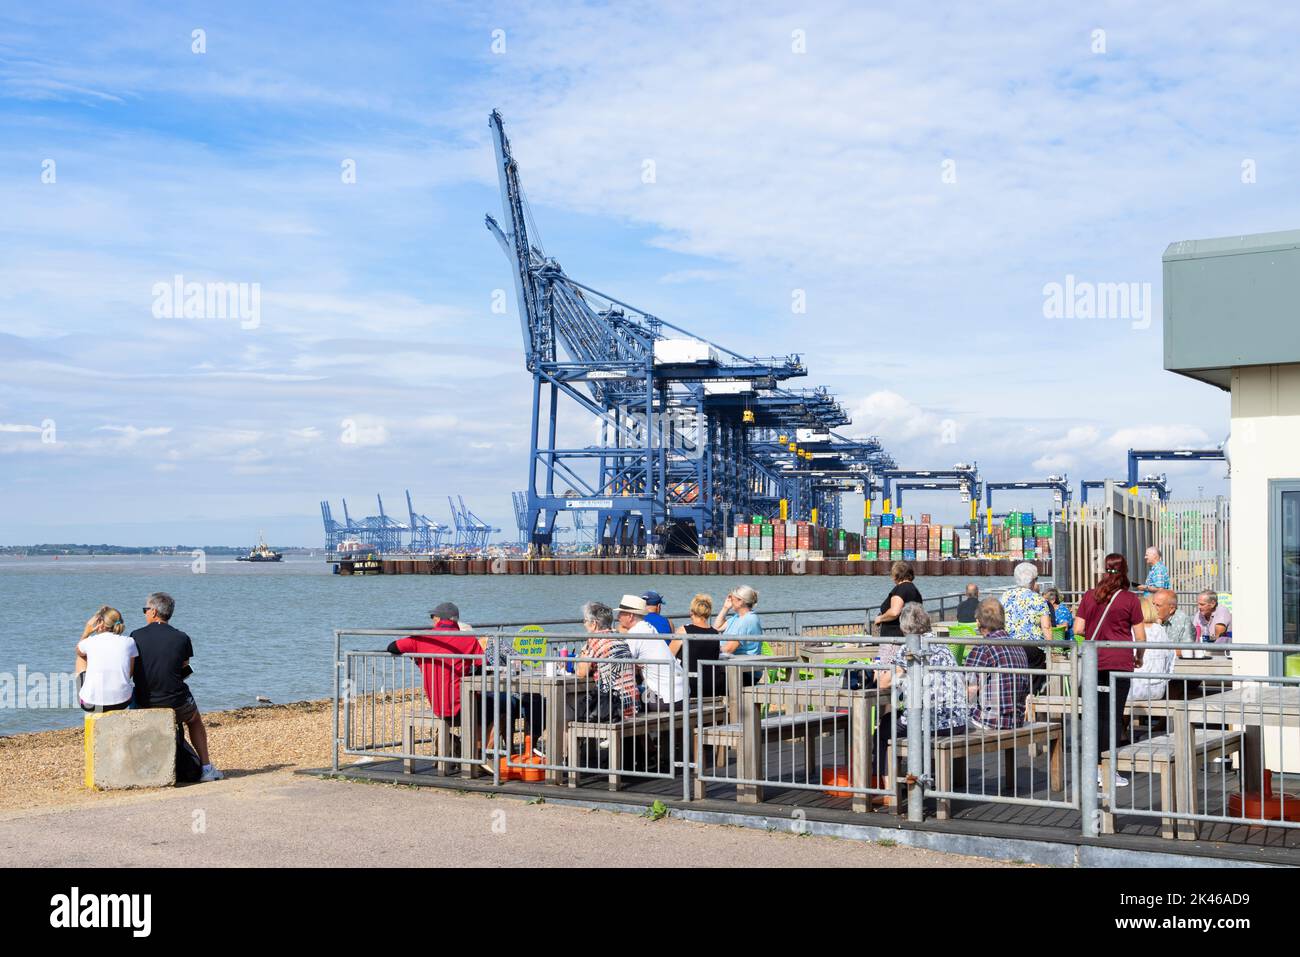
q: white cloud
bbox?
[0,423,42,433]
[846,391,945,443]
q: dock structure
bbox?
[330,555,1052,577]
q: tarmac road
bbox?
[0,772,1019,868]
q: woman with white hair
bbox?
[874,603,970,769]
[999,561,1054,690]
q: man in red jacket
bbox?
[387,602,482,717]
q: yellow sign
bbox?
[512,625,547,664]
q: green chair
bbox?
[1285,654,1300,679]
[946,622,978,665]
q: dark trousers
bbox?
[1096,669,1131,762]
[484,692,544,741]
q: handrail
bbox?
[381,590,1010,632]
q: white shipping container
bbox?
[916,549,928,561]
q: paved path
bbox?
[0,772,1017,867]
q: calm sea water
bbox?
[0,554,1007,735]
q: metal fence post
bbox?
[332,629,341,772]
[906,631,924,823]
[1080,639,1099,838]
[682,636,693,802]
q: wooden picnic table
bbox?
[739,676,890,813]
[460,669,586,785]
[795,643,888,668]
[1130,685,1300,838]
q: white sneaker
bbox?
[1098,772,1129,787]
[199,764,224,783]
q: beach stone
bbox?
[84,709,176,790]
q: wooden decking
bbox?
[329,737,1300,863]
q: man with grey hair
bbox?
[1195,590,1232,643]
[1140,546,1171,594]
[130,592,223,782]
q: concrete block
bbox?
[84,709,177,790]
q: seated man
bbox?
[955,584,981,623]
[619,595,686,711]
[386,601,483,718]
[1194,590,1232,643]
[130,592,223,782]
[964,598,1030,730]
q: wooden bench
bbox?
[693,710,850,799]
[1101,728,1243,839]
[402,714,460,776]
[930,722,1063,819]
[567,698,728,791]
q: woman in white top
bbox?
[75,606,137,712]
[1128,596,1176,702]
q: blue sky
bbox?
[2,1,1294,545]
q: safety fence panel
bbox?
[1103,654,1300,840]
[921,637,1081,817]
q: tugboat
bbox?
[237,532,283,563]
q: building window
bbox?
[1271,481,1300,671]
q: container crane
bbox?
[876,464,982,548]
[406,490,450,552]
[1080,474,1170,503]
[1126,447,1227,486]
[983,476,1070,531]
[484,110,891,556]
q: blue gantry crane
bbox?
[1125,447,1226,486]
[485,110,894,556]
[448,495,500,551]
[1080,474,1170,503]
[984,476,1070,520]
[407,490,450,552]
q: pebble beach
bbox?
[0,698,346,813]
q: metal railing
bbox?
[1084,640,1300,839]
[331,623,1300,852]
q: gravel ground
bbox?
[0,700,1029,867]
[0,772,1024,867]
[0,698,351,813]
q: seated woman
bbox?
[1127,597,1176,737]
[714,585,763,687]
[1044,588,1073,640]
[76,606,137,713]
[873,603,971,770]
[570,601,639,722]
[669,594,725,698]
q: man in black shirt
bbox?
[130,592,223,782]
[956,583,981,623]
